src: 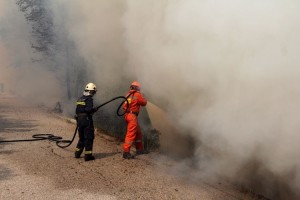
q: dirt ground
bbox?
[0,93,264,200]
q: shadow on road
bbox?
[0,112,37,147]
[0,164,14,181]
[0,149,16,155]
[0,114,37,133]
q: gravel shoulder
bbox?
[0,94,261,200]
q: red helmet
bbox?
[130,81,140,91]
[131,81,140,88]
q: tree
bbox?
[16,0,55,57]
[16,0,88,100]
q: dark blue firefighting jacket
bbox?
[76,95,96,117]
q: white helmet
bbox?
[85,83,97,92]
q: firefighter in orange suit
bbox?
[123,81,148,159]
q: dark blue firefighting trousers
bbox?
[76,115,95,154]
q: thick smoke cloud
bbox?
[50,0,128,99]
[122,1,300,199]
[1,0,300,199]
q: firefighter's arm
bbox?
[137,92,147,106]
[85,98,98,114]
[123,101,128,111]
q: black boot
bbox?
[123,152,135,159]
[84,154,95,161]
[136,150,149,155]
[75,149,83,158]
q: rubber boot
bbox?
[84,154,95,161]
[123,152,135,159]
[75,149,83,158]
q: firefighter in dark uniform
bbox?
[74,83,98,161]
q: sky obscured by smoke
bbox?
[1,0,300,199]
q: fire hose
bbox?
[0,95,131,148]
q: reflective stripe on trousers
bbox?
[85,150,92,154]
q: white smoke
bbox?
[122,0,300,199]
[49,0,300,198]
[49,1,300,198]
[50,0,128,97]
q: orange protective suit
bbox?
[123,90,147,153]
